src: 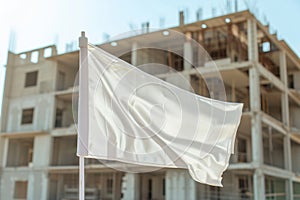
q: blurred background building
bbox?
[0,10,300,200]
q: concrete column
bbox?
[1,53,15,132]
[183,32,193,71]
[249,68,263,165]
[280,51,293,199]
[38,49,45,61]
[121,173,140,200]
[33,135,52,167]
[286,179,294,200]
[0,137,8,167]
[284,136,292,171]
[253,169,265,200]
[197,30,205,66]
[280,51,289,126]
[40,172,49,200]
[177,171,185,200]
[131,42,138,66]
[165,169,196,200]
[113,173,122,200]
[250,69,265,200]
[247,19,258,61]
[27,173,34,200]
[185,172,197,200]
[183,32,193,92]
[166,170,175,200]
[51,46,57,56]
[179,11,184,26]
[279,52,291,169]
[247,18,265,200]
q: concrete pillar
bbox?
[27,173,34,200]
[247,19,258,61]
[247,18,265,200]
[177,171,185,200]
[280,51,293,199]
[249,68,263,165]
[121,173,140,200]
[183,32,193,71]
[179,11,184,26]
[38,49,45,61]
[1,52,15,132]
[0,137,8,167]
[250,68,265,200]
[197,30,205,66]
[253,169,265,200]
[40,172,49,200]
[183,32,193,92]
[286,179,294,200]
[33,135,52,167]
[283,135,293,200]
[166,170,175,200]
[185,172,197,200]
[113,173,122,200]
[131,42,138,66]
[280,51,289,126]
[165,169,196,200]
[47,46,57,56]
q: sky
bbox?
[0,0,299,113]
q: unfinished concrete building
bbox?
[1,10,300,200]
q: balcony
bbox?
[198,172,253,200]
[54,95,75,129]
[265,176,287,200]
[261,86,283,123]
[6,138,34,167]
[48,172,122,200]
[294,182,300,199]
[230,115,251,164]
[51,136,78,166]
[291,141,300,175]
[262,126,284,169]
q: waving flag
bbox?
[77,43,243,186]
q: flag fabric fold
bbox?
[77,44,243,186]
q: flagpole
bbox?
[79,31,88,200]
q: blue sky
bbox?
[0,0,299,113]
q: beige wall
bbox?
[6,94,55,132]
[0,170,48,200]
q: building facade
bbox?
[0,10,300,200]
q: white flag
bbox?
[77,44,243,186]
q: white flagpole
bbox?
[79,31,88,200]
[79,156,85,200]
